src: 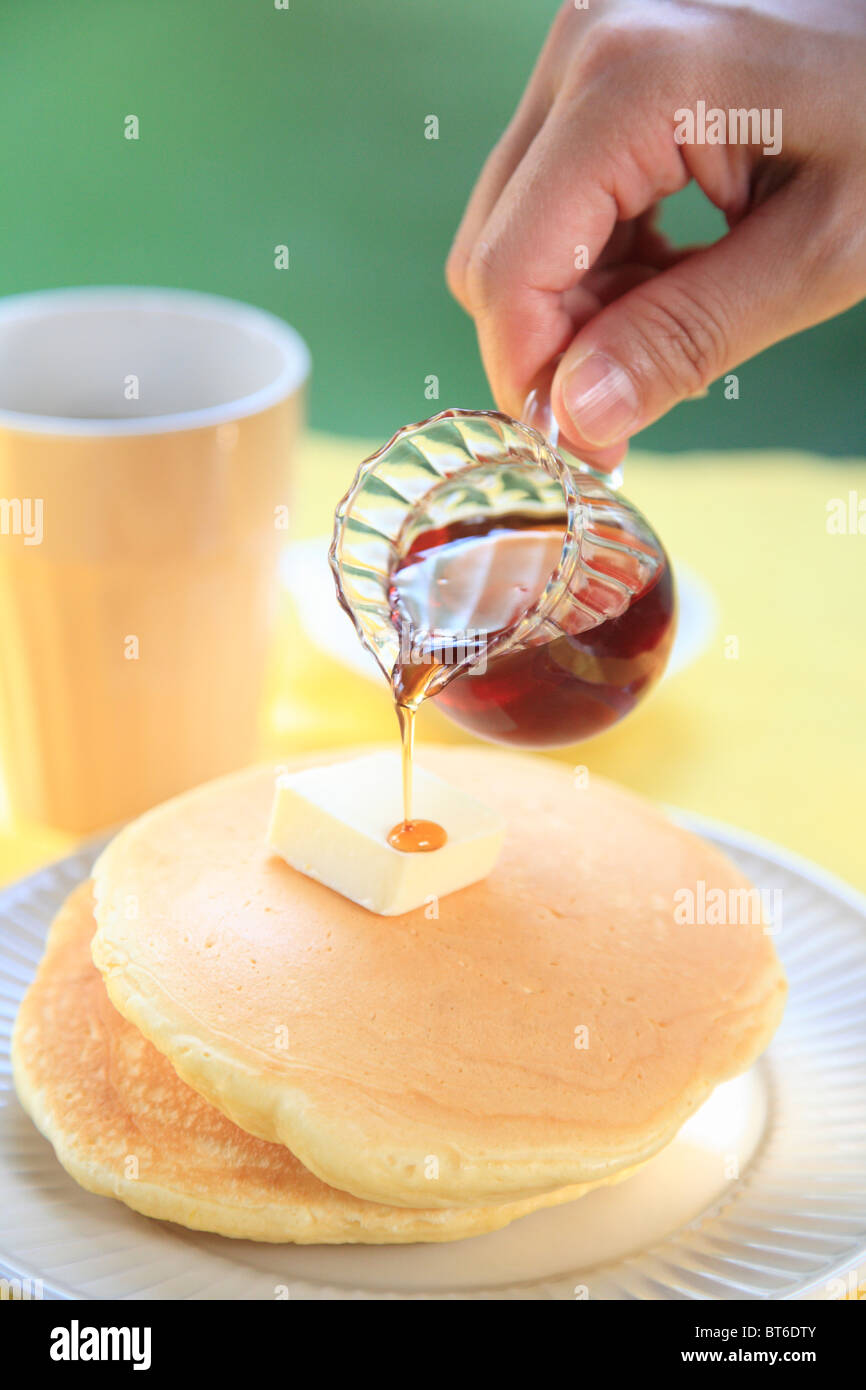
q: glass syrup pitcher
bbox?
[329,404,676,830]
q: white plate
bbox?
[282,538,718,684]
[0,818,864,1301]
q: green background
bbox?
[1,0,862,453]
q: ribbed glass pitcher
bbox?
[329,408,675,747]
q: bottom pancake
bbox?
[12,883,624,1244]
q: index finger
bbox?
[463,105,620,419]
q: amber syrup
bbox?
[389,510,675,750]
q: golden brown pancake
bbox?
[12,882,616,1243]
[91,746,787,1209]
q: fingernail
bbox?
[562,353,639,447]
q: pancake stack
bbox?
[13,747,786,1243]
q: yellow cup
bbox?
[0,287,309,832]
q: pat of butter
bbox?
[266,752,505,916]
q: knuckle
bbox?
[801,174,866,298]
[445,244,468,306]
[632,279,730,394]
[551,0,578,43]
[464,239,501,313]
[576,17,673,79]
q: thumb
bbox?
[551,178,840,452]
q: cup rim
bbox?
[0,286,310,437]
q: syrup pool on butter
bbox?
[266,752,505,916]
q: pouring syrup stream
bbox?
[386,702,447,853]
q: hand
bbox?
[446,0,866,469]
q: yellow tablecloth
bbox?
[2,432,865,894]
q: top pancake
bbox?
[91,746,786,1208]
